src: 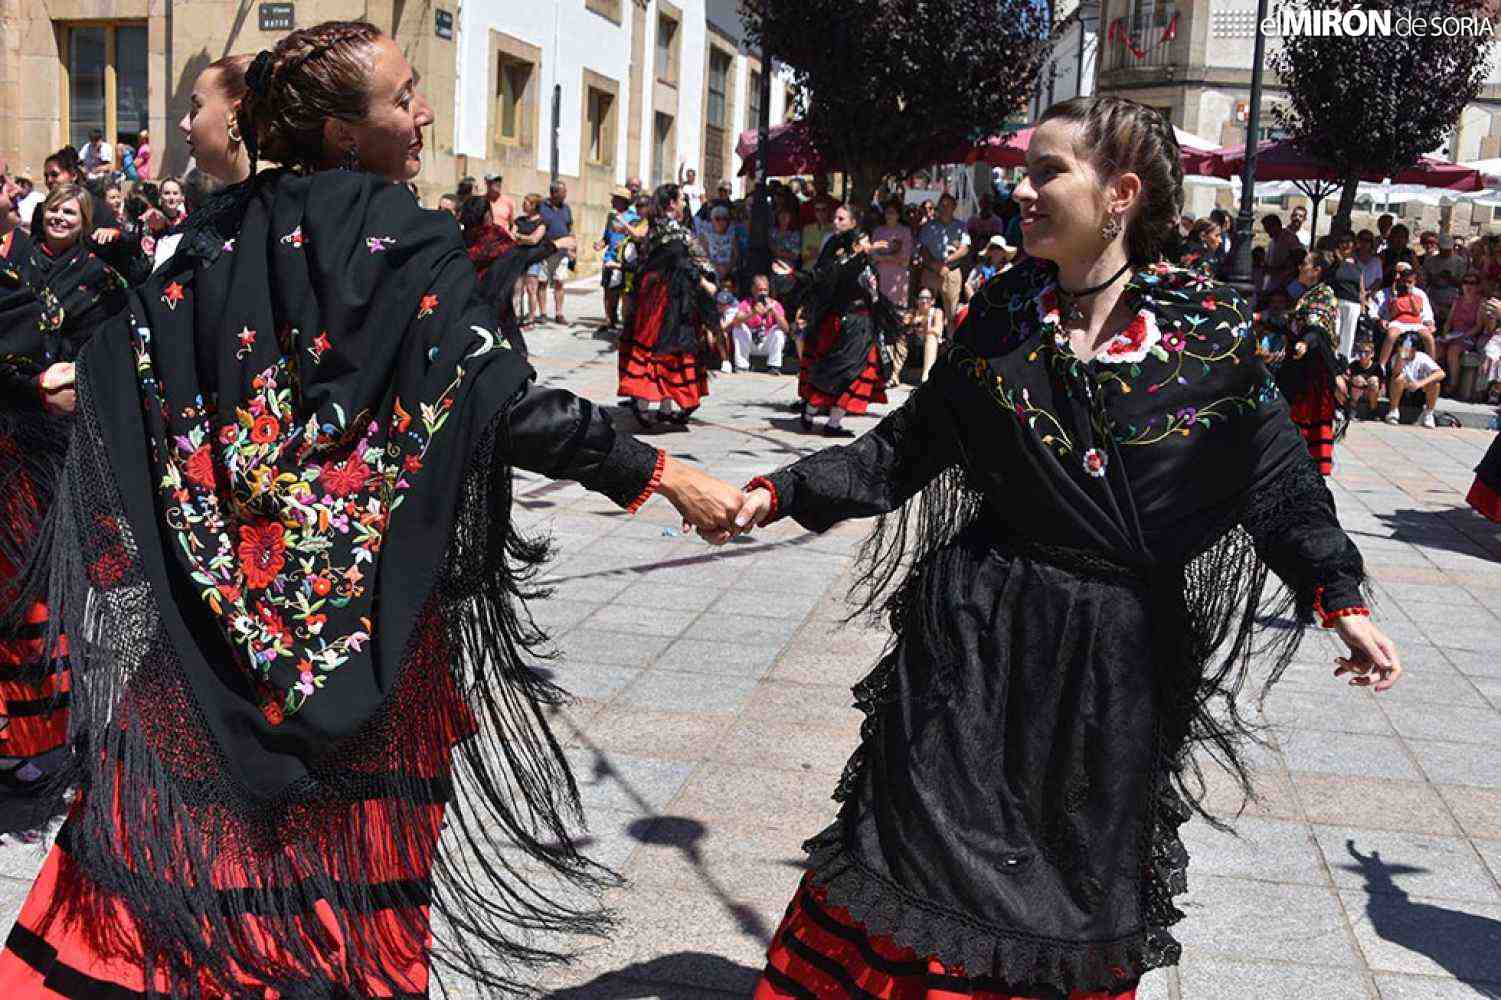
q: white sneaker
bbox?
[1420,407,1436,428]
[1384,411,1400,425]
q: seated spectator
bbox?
[1284,247,1309,299]
[1421,233,1465,321]
[965,235,1016,297]
[1479,297,1501,405]
[910,286,946,383]
[1346,339,1384,419]
[701,205,739,283]
[771,201,802,270]
[1356,230,1383,296]
[1371,261,1436,368]
[1385,336,1445,428]
[728,274,789,373]
[1438,271,1484,394]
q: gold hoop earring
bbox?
[226,123,242,146]
[1101,214,1123,241]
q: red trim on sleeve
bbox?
[1313,585,1370,629]
[626,448,667,513]
[744,476,780,520]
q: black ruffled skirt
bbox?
[786,522,1190,996]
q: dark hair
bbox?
[652,183,681,218]
[44,146,81,176]
[1209,208,1231,228]
[457,195,489,236]
[207,53,254,104]
[124,193,153,224]
[1038,95,1184,263]
[239,20,384,170]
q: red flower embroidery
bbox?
[250,415,281,445]
[162,281,185,310]
[1201,295,1217,312]
[184,444,217,488]
[321,455,370,497]
[261,700,285,726]
[418,294,439,318]
[217,582,242,604]
[403,454,423,474]
[239,521,287,590]
[219,424,239,446]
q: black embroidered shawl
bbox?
[22,169,611,996]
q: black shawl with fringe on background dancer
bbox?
[617,218,717,411]
[0,226,133,833]
[789,230,898,415]
[0,168,664,998]
[747,259,1369,997]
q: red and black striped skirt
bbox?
[618,272,708,409]
[799,313,887,416]
[755,877,1138,1000]
[1287,381,1336,477]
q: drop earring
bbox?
[341,143,361,172]
[1100,213,1123,241]
[226,123,242,147]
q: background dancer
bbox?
[617,183,717,429]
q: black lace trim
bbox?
[802,823,1183,994]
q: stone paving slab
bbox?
[4,290,1500,999]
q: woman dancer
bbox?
[0,184,139,833]
[0,20,743,998]
[617,182,717,428]
[733,97,1401,1000]
[777,205,899,437]
[1281,253,1345,476]
[152,54,257,269]
[1469,435,1501,521]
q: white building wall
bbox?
[454,0,632,182]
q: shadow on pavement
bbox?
[541,952,762,998]
[1341,840,1501,997]
[1371,506,1501,558]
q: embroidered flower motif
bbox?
[238,521,287,590]
[250,415,281,444]
[1096,310,1161,364]
[1175,406,1198,425]
[308,331,332,365]
[1036,286,1061,325]
[162,281,185,311]
[1082,447,1107,477]
[236,325,256,360]
[366,236,397,254]
[281,226,305,248]
[1160,328,1187,353]
[417,293,439,319]
[184,444,217,488]
[321,454,371,497]
[223,238,237,253]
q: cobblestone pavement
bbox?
[4,285,1500,999]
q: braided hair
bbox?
[1039,96,1185,264]
[236,20,383,172]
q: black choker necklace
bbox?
[1058,261,1132,327]
[1059,260,1133,299]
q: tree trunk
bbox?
[846,163,887,219]
[1331,166,1362,237]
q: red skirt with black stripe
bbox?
[1287,381,1336,477]
[756,877,1138,1000]
[0,441,70,806]
[1469,476,1501,522]
[618,271,708,409]
[799,313,888,415]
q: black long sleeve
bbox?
[503,384,662,509]
[761,368,962,533]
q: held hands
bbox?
[38,362,76,416]
[1331,616,1402,692]
[656,458,775,544]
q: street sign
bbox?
[434,9,453,39]
[258,2,294,31]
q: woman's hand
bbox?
[772,259,793,276]
[1332,616,1402,692]
[1294,340,1308,358]
[93,227,121,245]
[658,456,744,542]
[732,488,775,534]
[38,362,77,416]
[554,235,579,253]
